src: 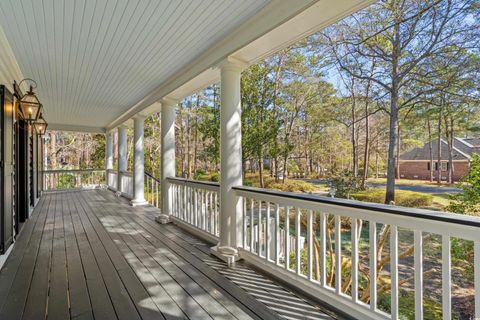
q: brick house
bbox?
[399,137,480,181]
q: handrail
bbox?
[43,168,104,173]
[43,169,106,191]
[167,176,220,189]
[145,171,161,183]
[233,185,480,229]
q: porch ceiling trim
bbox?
[48,123,106,134]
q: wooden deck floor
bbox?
[0,189,338,320]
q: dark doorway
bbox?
[15,119,29,229]
[0,85,14,254]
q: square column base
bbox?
[155,214,171,224]
[210,245,241,267]
[130,199,149,207]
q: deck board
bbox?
[0,189,336,320]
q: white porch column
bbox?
[117,125,127,193]
[156,98,177,224]
[106,131,113,170]
[211,57,247,264]
[131,115,148,206]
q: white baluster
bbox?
[275,204,280,265]
[296,208,301,275]
[391,225,399,319]
[442,235,451,320]
[250,199,254,253]
[335,215,341,294]
[352,218,359,302]
[320,212,326,286]
[475,241,480,320]
[258,201,262,256]
[307,210,313,281]
[285,207,290,270]
[370,221,377,311]
[266,202,271,261]
[414,230,423,320]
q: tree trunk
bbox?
[386,91,399,204]
[445,115,454,184]
[351,86,358,178]
[395,125,401,179]
[362,105,370,188]
[258,151,264,188]
[427,120,434,183]
[437,110,442,184]
[274,156,279,182]
[385,17,401,204]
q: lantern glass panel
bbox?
[19,90,41,121]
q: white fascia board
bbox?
[440,138,471,160]
[48,123,106,134]
[455,137,474,148]
[232,0,376,64]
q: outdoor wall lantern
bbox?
[16,78,42,122]
[33,113,48,136]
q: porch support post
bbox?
[131,115,148,206]
[211,57,247,265]
[156,98,177,224]
[117,125,127,193]
[106,131,113,170]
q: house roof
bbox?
[400,138,479,161]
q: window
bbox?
[432,162,448,171]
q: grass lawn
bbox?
[430,193,452,210]
[195,171,453,210]
[368,177,457,188]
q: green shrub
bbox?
[58,174,76,189]
[377,291,444,320]
[265,179,316,192]
[328,175,364,198]
[447,154,480,216]
[351,189,433,208]
[194,169,206,180]
[210,173,220,182]
[244,179,253,186]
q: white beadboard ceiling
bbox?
[0,0,270,128]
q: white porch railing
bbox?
[167,177,220,239]
[107,169,117,190]
[145,172,161,207]
[233,185,480,320]
[119,172,133,198]
[105,170,134,199]
[43,169,106,191]
[166,177,480,320]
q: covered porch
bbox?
[0,0,479,319]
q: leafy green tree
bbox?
[447,154,480,215]
[241,62,279,187]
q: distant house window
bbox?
[433,162,448,171]
[427,162,431,171]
